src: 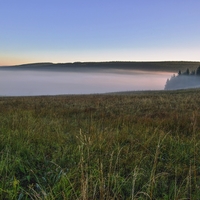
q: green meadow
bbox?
[0,89,200,199]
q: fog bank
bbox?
[0,67,172,96]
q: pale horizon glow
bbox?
[0,0,200,66]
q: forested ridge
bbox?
[2,61,200,73]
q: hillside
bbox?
[2,61,200,73]
[0,89,200,199]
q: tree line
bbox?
[165,66,200,90]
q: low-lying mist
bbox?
[0,67,172,96]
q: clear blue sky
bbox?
[1,0,200,65]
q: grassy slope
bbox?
[0,89,200,199]
[4,61,200,73]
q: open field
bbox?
[1,89,200,199]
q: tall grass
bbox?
[0,89,200,199]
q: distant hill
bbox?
[1,61,200,73]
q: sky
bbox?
[0,0,200,65]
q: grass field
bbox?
[1,89,200,199]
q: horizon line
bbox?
[1,60,200,67]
